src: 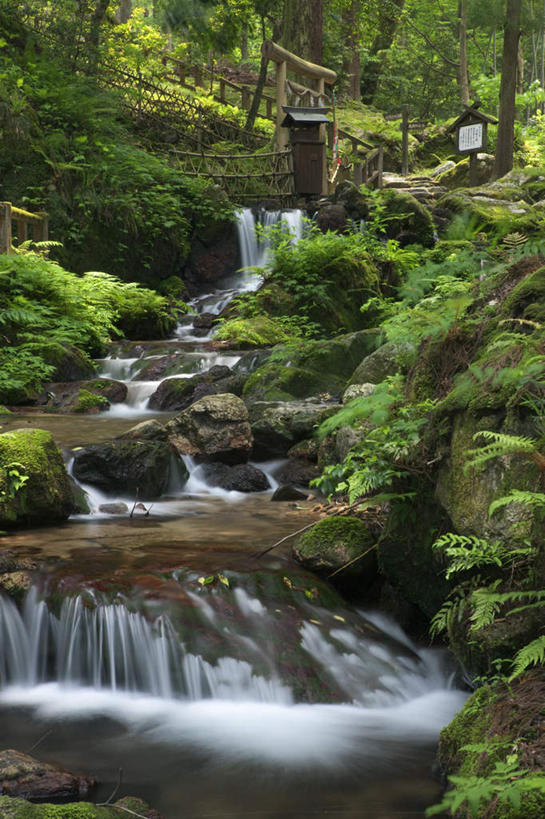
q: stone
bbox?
[99,502,130,514]
[117,419,168,441]
[293,516,378,586]
[44,379,127,413]
[0,428,75,527]
[430,160,456,178]
[342,383,376,403]
[39,341,96,382]
[148,366,245,412]
[0,749,95,801]
[72,441,188,500]
[348,341,417,386]
[271,485,308,502]
[275,458,320,487]
[248,400,341,459]
[315,203,348,233]
[166,393,253,464]
[380,189,436,247]
[200,462,269,492]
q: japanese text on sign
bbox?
[458,123,483,152]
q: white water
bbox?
[0,589,465,769]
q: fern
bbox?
[464,430,539,474]
[510,635,545,679]
[489,490,545,517]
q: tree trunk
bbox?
[361,0,405,103]
[241,28,249,61]
[458,0,470,105]
[87,0,111,68]
[517,39,524,94]
[342,0,361,100]
[115,0,131,24]
[245,48,269,130]
[493,0,522,179]
[280,0,323,65]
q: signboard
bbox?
[458,122,484,153]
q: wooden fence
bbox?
[0,203,49,254]
[171,149,294,205]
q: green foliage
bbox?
[314,377,435,501]
[427,754,545,818]
[0,462,29,501]
[464,431,542,474]
[433,533,534,580]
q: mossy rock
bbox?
[38,342,96,382]
[72,389,109,414]
[437,153,495,189]
[0,428,74,527]
[437,189,535,237]
[0,796,161,818]
[242,331,379,404]
[501,264,545,326]
[214,316,293,348]
[293,516,377,586]
[348,340,417,386]
[380,189,436,247]
[0,406,13,415]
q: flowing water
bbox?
[0,209,465,818]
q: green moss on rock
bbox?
[380,189,436,247]
[293,516,377,581]
[72,389,109,414]
[0,428,74,527]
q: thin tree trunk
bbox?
[245,20,268,131]
[342,0,361,100]
[458,0,470,105]
[88,0,111,69]
[493,0,522,179]
[361,0,405,103]
[241,28,248,61]
[517,39,524,94]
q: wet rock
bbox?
[342,382,376,403]
[430,160,456,178]
[334,181,369,221]
[148,366,245,412]
[275,458,320,487]
[117,419,168,441]
[72,441,188,500]
[233,349,272,374]
[293,516,378,588]
[0,428,74,528]
[40,341,96,382]
[166,393,253,464]
[316,203,348,233]
[193,311,216,330]
[44,379,127,413]
[69,477,91,515]
[200,462,269,492]
[248,400,341,459]
[99,502,130,514]
[380,189,436,247]
[0,570,33,598]
[0,749,95,801]
[271,485,308,502]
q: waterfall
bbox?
[236,207,305,273]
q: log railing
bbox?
[0,203,49,254]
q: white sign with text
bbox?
[458,122,483,152]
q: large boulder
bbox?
[43,379,127,413]
[0,749,95,801]
[348,340,417,386]
[248,400,341,459]
[39,341,96,381]
[0,428,74,527]
[380,189,436,247]
[72,440,187,499]
[293,516,378,593]
[148,367,246,412]
[117,419,168,442]
[165,393,253,464]
[243,330,379,404]
[200,462,269,492]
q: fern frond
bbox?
[510,635,545,679]
[489,490,545,517]
[464,430,538,474]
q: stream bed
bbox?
[0,210,465,818]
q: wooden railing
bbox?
[170,148,294,205]
[331,128,384,188]
[0,203,49,254]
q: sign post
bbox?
[447,104,498,186]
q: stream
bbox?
[0,209,465,818]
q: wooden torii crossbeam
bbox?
[261,40,337,151]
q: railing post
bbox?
[194,65,202,88]
[352,139,363,187]
[241,86,251,110]
[35,213,49,243]
[0,202,12,255]
[219,78,226,103]
[276,60,288,151]
[377,146,384,188]
[266,98,273,119]
[16,216,27,244]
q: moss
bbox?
[293,516,376,580]
[38,342,96,382]
[0,797,158,818]
[380,189,436,247]
[0,406,13,415]
[72,389,109,414]
[501,264,545,326]
[215,316,293,348]
[438,685,499,777]
[0,428,74,527]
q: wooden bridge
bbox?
[0,203,49,255]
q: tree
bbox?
[280,0,323,65]
[493,0,522,178]
[342,0,362,100]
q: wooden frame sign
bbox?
[458,121,485,153]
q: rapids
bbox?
[0,209,466,818]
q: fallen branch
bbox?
[328,541,379,578]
